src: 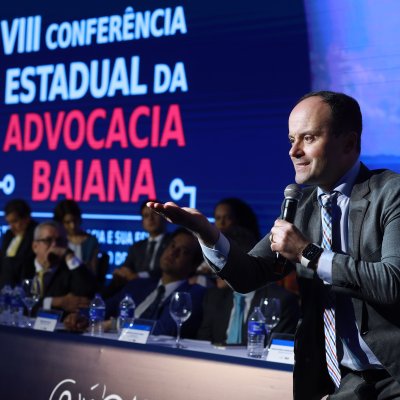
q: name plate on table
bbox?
[266,334,294,365]
[33,309,63,332]
[118,319,156,344]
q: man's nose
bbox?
[289,141,303,158]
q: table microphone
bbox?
[273,183,303,273]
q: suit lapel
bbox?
[163,281,189,307]
[299,189,321,243]
[137,240,148,264]
[42,265,61,296]
[296,191,321,279]
[348,198,369,259]
[348,164,371,259]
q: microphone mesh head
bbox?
[284,184,303,201]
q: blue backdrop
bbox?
[1,0,399,274]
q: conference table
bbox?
[0,324,293,399]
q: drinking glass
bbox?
[259,297,281,355]
[169,292,192,348]
[22,278,41,328]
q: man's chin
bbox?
[294,174,308,185]
[295,175,318,187]
[160,262,172,271]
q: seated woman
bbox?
[214,197,299,295]
[213,197,261,240]
[53,199,100,278]
[190,197,260,286]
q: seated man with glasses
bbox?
[32,221,97,316]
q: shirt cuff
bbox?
[66,255,81,270]
[43,297,52,310]
[199,233,230,271]
[316,250,334,284]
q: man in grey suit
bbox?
[148,91,400,399]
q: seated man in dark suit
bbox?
[32,221,96,315]
[102,200,170,298]
[197,224,300,345]
[66,228,205,338]
[197,277,299,345]
[0,199,37,288]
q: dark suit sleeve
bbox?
[196,289,214,341]
[68,263,97,298]
[105,287,126,319]
[182,285,206,338]
[0,223,36,287]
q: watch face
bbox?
[303,244,321,260]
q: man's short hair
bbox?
[33,220,65,242]
[4,198,31,219]
[297,90,362,153]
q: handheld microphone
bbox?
[281,184,303,223]
[274,184,303,273]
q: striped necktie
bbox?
[320,192,341,388]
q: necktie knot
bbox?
[320,191,338,209]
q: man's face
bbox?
[288,96,355,191]
[142,206,165,236]
[32,225,61,266]
[160,233,198,279]
[5,212,30,236]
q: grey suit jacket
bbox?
[217,164,400,399]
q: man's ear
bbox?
[343,131,358,154]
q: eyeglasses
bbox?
[35,236,63,246]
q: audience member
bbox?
[32,221,96,316]
[214,197,260,240]
[53,199,99,276]
[197,278,299,345]
[197,225,299,345]
[0,199,37,288]
[102,200,170,298]
[65,228,205,338]
[191,198,260,286]
[219,197,300,295]
[218,197,299,295]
